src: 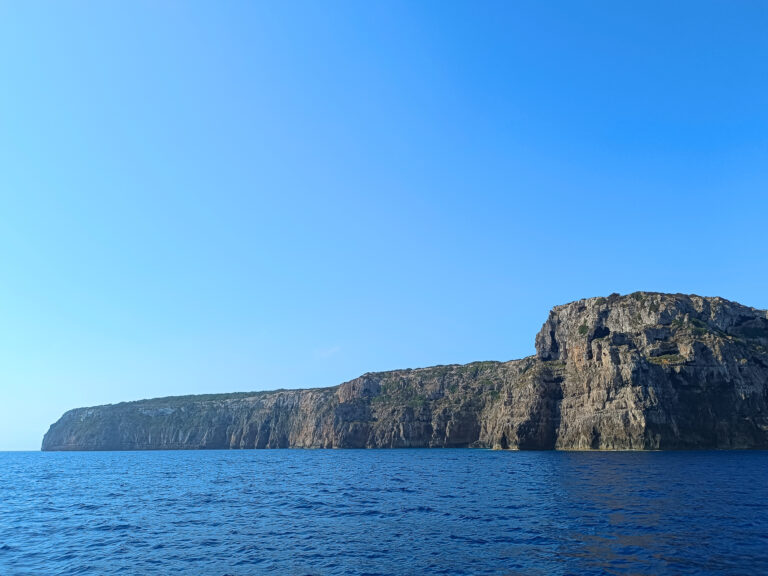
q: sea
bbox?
[1,450,767,575]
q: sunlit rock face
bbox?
[535,293,768,449]
[43,293,768,451]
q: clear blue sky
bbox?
[1,2,766,450]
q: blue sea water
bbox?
[1,450,767,575]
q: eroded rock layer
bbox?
[42,293,768,451]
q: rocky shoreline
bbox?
[42,292,768,451]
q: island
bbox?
[42,292,768,451]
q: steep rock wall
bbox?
[42,292,768,451]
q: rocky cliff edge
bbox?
[42,292,768,450]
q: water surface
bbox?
[1,450,767,575]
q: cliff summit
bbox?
[42,292,768,451]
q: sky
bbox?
[1,1,767,450]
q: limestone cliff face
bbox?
[42,293,768,451]
[536,293,768,448]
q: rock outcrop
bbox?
[42,292,768,451]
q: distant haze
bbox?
[1,1,767,450]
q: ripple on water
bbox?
[1,450,767,575]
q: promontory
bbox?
[42,292,768,451]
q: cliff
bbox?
[42,292,768,451]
